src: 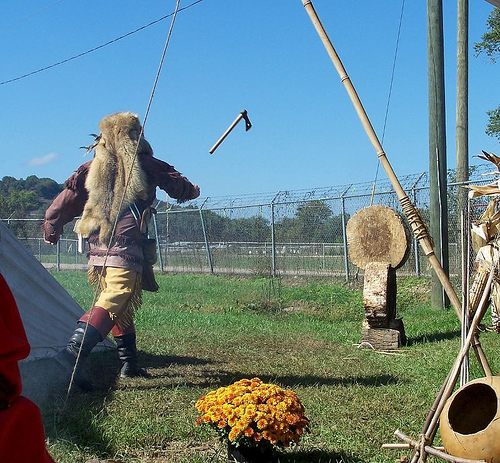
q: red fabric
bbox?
[0,273,56,463]
[112,321,135,337]
[79,306,115,339]
[0,274,29,408]
[0,397,55,463]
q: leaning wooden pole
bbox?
[299,0,491,375]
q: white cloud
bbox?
[26,153,59,167]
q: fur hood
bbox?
[75,112,149,245]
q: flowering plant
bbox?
[195,378,309,449]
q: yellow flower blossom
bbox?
[195,377,309,448]
[256,418,268,430]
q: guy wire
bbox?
[64,0,183,404]
[370,0,405,206]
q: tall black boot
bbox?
[55,321,104,392]
[115,332,150,378]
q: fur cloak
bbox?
[75,112,149,245]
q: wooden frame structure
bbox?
[299,1,497,461]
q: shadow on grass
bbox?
[21,353,120,458]
[267,373,399,388]
[33,350,394,461]
[32,349,215,460]
[130,366,400,391]
[276,448,366,463]
[140,351,213,369]
[115,350,401,390]
[405,329,461,346]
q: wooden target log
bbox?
[346,205,411,270]
[347,205,410,350]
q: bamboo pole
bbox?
[382,443,446,451]
[299,0,491,376]
[409,269,494,462]
[425,271,493,440]
[394,430,486,463]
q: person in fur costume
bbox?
[43,112,200,390]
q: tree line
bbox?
[0,176,347,244]
[0,175,62,219]
[163,200,347,244]
[475,7,500,140]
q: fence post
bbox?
[411,172,426,277]
[341,185,352,281]
[322,243,326,270]
[56,240,61,271]
[152,213,164,272]
[199,199,214,274]
[271,192,280,278]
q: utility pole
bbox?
[428,0,449,309]
[456,0,469,191]
[457,0,469,276]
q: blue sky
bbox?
[1,1,499,200]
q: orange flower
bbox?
[195,377,309,448]
[257,418,268,430]
[228,428,239,442]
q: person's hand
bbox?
[43,235,58,245]
[42,222,59,245]
[191,185,200,199]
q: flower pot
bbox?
[227,442,274,463]
[440,376,500,462]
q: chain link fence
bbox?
[2,166,492,280]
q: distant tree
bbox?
[275,216,297,242]
[0,194,8,217]
[295,200,333,242]
[323,213,349,243]
[164,206,204,242]
[0,175,63,219]
[475,8,500,60]
[7,190,40,216]
[276,200,334,243]
[475,8,500,140]
[0,176,19,195]
[24,175,62,199]
[225,216,270,242]
[485,107,500,140]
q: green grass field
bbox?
[28,272,500,463]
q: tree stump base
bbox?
[361,318,406,351]
[360,262,405,350]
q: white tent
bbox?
[0,220,112,362]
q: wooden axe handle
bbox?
[209,110,251,154]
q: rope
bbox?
[400,195,432,244]
[64,0,183,402]
[370,0,406,206]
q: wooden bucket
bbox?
[440,376,500,462]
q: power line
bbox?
[370,0,406,205]
[0,0,204,86]
[0,0,66,33]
